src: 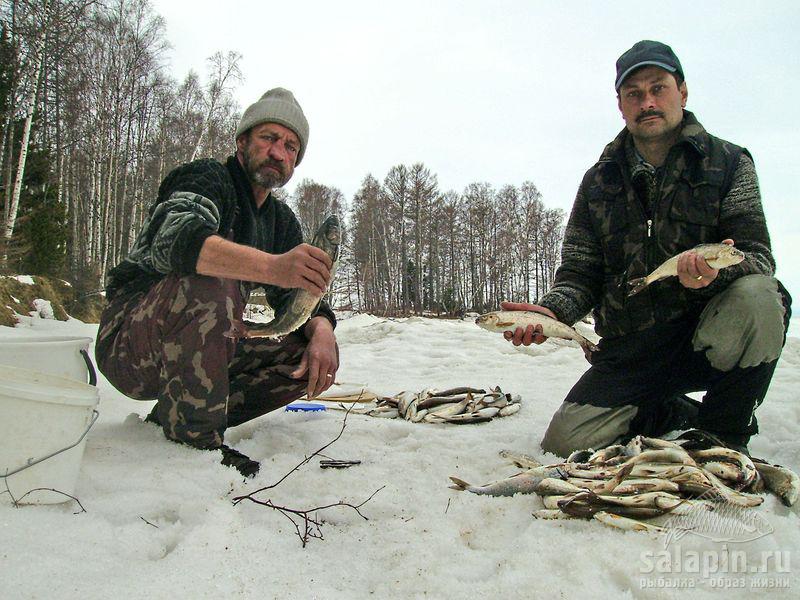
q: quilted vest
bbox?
[584,112,747,338]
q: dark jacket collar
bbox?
[598,110,709,166]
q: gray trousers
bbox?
[540,275,789,457]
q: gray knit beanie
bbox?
[236,88,309,164]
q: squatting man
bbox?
[95,89,338,477]
[502,40,791,457]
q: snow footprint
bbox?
[114,508,188,561]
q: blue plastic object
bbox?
[285,402,327,412]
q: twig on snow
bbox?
[232,397,384,547]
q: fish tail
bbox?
[627,277,649,297]
[448,476,472,491]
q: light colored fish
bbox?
[588,445,626,464]
[425,397,471,419]
[416,394,469,410]
[411,408,429,423]
[475,310,599,353]
[592,511,666,533]
[627,243,745,297]
[591,491,683,509]
[699,461,747,485]
[557,492,670,520]
[237,215,341,338]
[474,406,500,419]
[535,478,591,496]
[753,461,800,507]
[396,391,415,416]
[498,403,521,417]
[691,448,757,488]
[532,509,576,520]
[449,472,545,496]
[499,449,542,469]
[612,478,681,495]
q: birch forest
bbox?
[1,0,565,316]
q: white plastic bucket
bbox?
[0,365,99,504]
[0,336,96,384]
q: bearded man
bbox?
[96,89,338,477]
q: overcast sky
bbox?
[150,0,800,295]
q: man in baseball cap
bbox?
[500,41,790,458]
[614,40,684,91]
[96,88,339,478]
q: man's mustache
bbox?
[637,110,664,123]
[258,159,285,173]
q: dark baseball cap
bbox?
[615,40,684,90]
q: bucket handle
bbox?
[1,409,99,479]
[80,348,98,386]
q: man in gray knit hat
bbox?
[501,41,791,457]
[95,88,339,477]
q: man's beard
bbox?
[242,145,291,189]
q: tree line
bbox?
[1,0,564,316]
[289,169,564,316]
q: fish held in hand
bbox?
[475,310,599,353]
[627,243,744,297]
[241,215,341,338]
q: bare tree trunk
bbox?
[5,47,44,240]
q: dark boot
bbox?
[219,445,260,478]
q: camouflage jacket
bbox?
[104,155,336,328]
[538,111,775,339]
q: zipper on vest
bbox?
[647,219,652,238]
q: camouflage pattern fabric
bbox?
[539,111,775,339]
[96,273,308,449]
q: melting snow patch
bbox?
[30,298,55,319]
[12,275,35,285]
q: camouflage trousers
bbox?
[95,274,309,449]
[540,275,792,457]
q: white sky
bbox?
[151,0,800,295]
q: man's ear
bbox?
[235,131,248,154]
[680,82,688,108]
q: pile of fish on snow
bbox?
[450,432,800,532]
[318,386,521,424]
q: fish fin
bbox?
[581,340,600,353]
[496,321,516,328]
[627,277,649,297]
[448,476,471,491]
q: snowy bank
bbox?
[1,313,798,599]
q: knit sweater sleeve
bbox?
[692,154,775,297]
[536,180,604,326]
[105,160,236,298]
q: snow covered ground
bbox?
[1,313,799,599]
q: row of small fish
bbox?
[450,433,799,533]
[327,386,521,424]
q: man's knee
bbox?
[694,275,786,371]
[540,401,637,458]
